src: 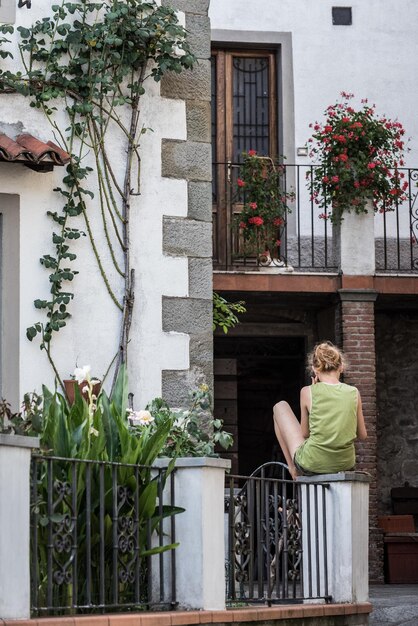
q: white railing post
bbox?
[334,201,375,274]
[298,472,371,604]
[153,457,231,610]
[0,434,39,620]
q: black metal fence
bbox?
[213,162,418,272]
[225,463,331,606]
[30,455,178,615]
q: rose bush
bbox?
[235,150,293,260]
[308,92,408,224]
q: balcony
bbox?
[212,163,418,274]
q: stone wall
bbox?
[161,0,213,405]
[376,310,418,514]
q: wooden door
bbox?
[211,50,278,268]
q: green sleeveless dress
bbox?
[294,381,358,473]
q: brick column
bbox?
[338,289,384,583]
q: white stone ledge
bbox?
[153,455,231,470]
[0,433,39,449]
[297,471,372,484]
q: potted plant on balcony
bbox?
[307,92,408,225]
[235,150,294,266]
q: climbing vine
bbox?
[0,0,195,389]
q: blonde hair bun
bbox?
[308,341,344,374]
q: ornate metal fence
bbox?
[213,162,418,273]
[225,463,331,605]
[30,455,178,615]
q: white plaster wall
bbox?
[210,0,418,237]
[0,1,189,408]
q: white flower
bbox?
[89,426,99,437]
[127,409,155,426]
[74,365,91,384]
[90,379,101,386]
[174,414,188,429]
[82,385,89,394]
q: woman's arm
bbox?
[356,391,368,440]
[300,386,311,439]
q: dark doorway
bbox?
[214,335,306,476]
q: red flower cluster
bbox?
[308,93,409,223]
[248,216,264,226]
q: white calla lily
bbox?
[73,365,91,384]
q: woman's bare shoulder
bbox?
[300,385,311,399]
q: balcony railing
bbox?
[212,162,418,273]
[30,455,177,616]
[225,463,331,605]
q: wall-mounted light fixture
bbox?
[297,146,309,157]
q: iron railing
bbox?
[225,462,330,605]
[30,455,177,615]
[212,162,418,273]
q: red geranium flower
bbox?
[237,178,245,187]
[247,149,257,156]
[248,216,264,226]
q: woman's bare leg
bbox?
[273,401,305,480]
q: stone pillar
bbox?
[153,456,231,610]
[160,0,213,406]
[334,203,375,275]
[0,434,39,620]
[298,472,371,604]
[338,289,383,583]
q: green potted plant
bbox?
[308,92,408,224]
[235,150,294,265]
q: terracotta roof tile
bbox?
[0,132,70,168]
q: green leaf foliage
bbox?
[213,292,246,334]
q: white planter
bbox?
[333,202,375,275]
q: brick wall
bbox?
[339,290,384,583]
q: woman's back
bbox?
[295,382,358,473]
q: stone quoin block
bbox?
[163,216,212,258]
[162,369,206,406]
[162,0,210,16]
[161,59,211,102]
[162,139,212,182]
[188,181,212,222]
[188,258,213,299]
[189,333,213,369]
[186,100,212,143]
[185,14,211,58]
[162,296,212,334]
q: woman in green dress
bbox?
[273,341,367,480]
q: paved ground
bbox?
[369,585,418,625]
